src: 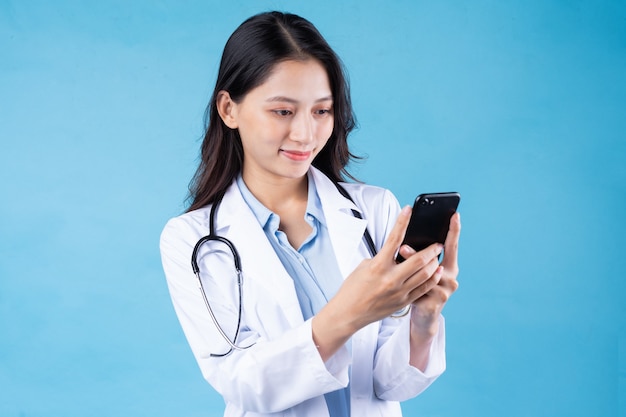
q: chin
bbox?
[276,165,311,180]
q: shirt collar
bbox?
[236,174,273,229]
[306,172,326,227]
[236,171,326,231]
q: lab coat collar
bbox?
[309,168,371,278]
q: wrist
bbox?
[312,301,360,361]
[409,327,435,371]
[409,310,440,340]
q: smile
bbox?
[280,149,312,161]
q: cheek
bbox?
[238,115,277,146]
[318,117,335,141]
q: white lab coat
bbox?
[160,167,446,417]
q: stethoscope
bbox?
[191,183,407,357]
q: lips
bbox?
[280,149,312,161]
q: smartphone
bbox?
[396,192,461,262]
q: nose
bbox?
[289,112,314,144]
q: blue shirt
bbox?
[236,174,350,417]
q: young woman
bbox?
[160,11,461,417]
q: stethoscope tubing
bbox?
[190,182,408,357]
[191,195,252,357]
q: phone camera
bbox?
[421,198,430,206]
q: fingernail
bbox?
[401,206,412,216]
[400,245,416,256]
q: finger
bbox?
[413,267,459,306]
[377,206,412,260]
[397,242,443,274]
[407,265,444,302]
[426,275,458,303]
[397,242,442,264]
[438,275,460,294]
[396,244,416,260]
[403,257,441,288]
[441,212,461,269]
[434,266,459,293]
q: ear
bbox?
[216,90,239,129]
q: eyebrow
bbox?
[265,95,333,104]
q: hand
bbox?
[312,206,445,360]
[401,212,461,340]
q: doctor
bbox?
[160,11,461,417]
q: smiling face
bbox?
[217,59,334,187]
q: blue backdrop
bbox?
[1,1,624,416]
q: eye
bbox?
[315,108,333,116]
[273,109,293,116]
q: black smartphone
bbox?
[396,192,461,262]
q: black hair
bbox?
[187,11,358,212]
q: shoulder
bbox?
[336,181,402,249]
[337,181,395,201]
[160,206,213,253]
[310,167,399,210]
[159,179,248,256]
[337,181,400,214]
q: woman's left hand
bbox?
[397,212,461,344]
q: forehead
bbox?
[248,59,333,101]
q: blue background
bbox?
[1,1,625,416]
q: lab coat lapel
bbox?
[311,169,371,279]
[213,183,304,329]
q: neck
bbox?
[241,171,309,213]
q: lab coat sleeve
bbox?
[373,314,446,400]
[366,188,447,400]
[160,215,350,414]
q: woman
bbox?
[160,11,461,417]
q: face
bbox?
[219,59,334,185]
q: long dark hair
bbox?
[186,11,358,212]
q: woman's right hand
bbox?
[312,206,443,361]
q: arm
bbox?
[310,187,460,400]
[373,212,461,400]
[405,212,461,370]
